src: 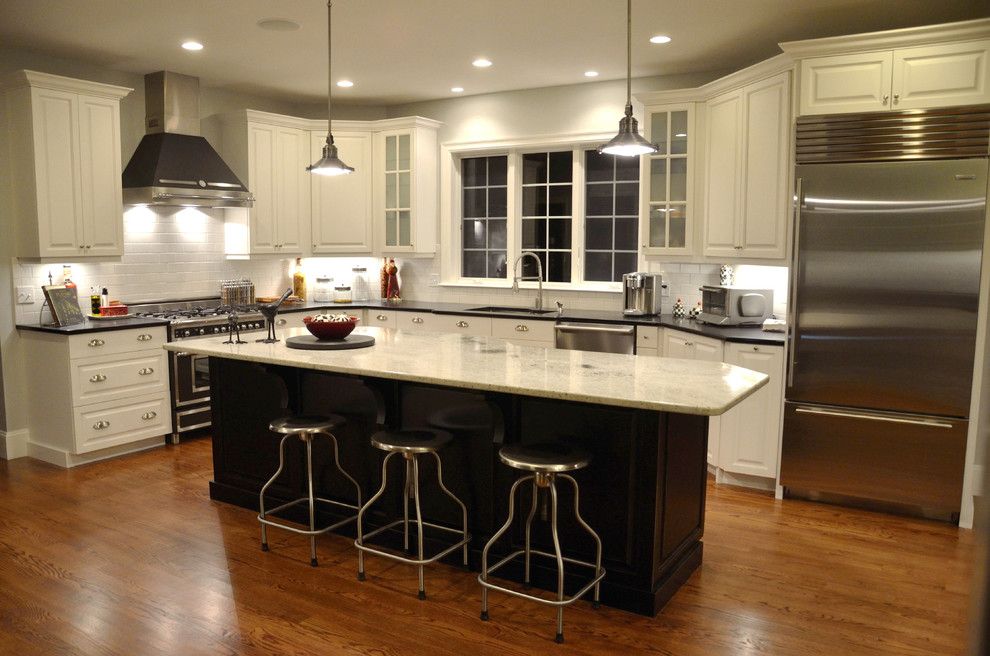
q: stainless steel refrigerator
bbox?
[781,106,990,521]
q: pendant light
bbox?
[308,0,354,176]
[599,0,658,157]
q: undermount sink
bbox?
[466,305,558,315]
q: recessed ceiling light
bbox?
[181,40,204,51]
[584,70,599,77]
[257,18,301,31]
[451,86,464,93]
[472,58,493,68]
[337,80,354,88]
[649,35,672,44]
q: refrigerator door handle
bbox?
[794,406,954,429]
[786,177,803,389]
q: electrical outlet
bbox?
[660,284,670,298]
[429,273,440,287]
[16,286,35,304]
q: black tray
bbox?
[285,334,376,350]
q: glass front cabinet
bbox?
[639,104,695,256]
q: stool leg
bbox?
[549,476,565,644]
[432,451,469,567]
[562,474,603,609]
[259,433,291,552]
[523,478,538,589]
[480,475,532,621]
[412,455,426,599]
[305,436,318,567]
[403,458,412,552]
[326,430,363,511]
[357,451,397,581]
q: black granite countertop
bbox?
[16,316,170,335]
[278,300,785,345]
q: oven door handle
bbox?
[173,351,190,358]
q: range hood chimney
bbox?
[122,71,253,208]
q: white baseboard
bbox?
[960,464,983,529]
[27,436,164,468]
[0,429,30,460]
[714,468,776,492]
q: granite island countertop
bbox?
[164,326,768,416]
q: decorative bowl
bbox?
[303,315,359,340]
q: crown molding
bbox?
[779,17,990,58]
[3,70,132,99]
[636,54,793,105]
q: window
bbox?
[521,151,573,282]
[461,155,508,278]
[584,150,639,282]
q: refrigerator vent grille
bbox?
[796,104,990,164]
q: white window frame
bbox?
[439,131,630,292]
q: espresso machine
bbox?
[622,272,662,315]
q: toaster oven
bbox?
[698,286,773,326]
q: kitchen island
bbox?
[166,326,766,616]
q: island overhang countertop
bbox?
[164,326,767,416]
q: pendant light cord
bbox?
[326,0,334,141]
[625,0,631,108]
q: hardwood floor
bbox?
[0,438,976,655]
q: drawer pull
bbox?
[515,324,529,332]
[684,341,694,346]
[141,411,157,421]
[138,367,155,376]
[89,374,107,383]
[92,420,110,431]
[753,346,759,351]
[136,333,153,342]
[88,338,105,347]
[455,320,469,328]
[411,317,424,324]
[376,314,388,321]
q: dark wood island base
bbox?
[208,358,709,616]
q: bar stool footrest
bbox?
[355,518,470,566]
[259,497,360,537]
[479,549,605,607]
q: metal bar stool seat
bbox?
[479,442,605,644]
[355,428,471,599]
[259,414,362,567]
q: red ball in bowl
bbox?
[303,315,359,340]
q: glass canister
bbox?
[334,285,352,303]
[352,266,369,302]
[313,276,334,303]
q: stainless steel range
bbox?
[130,297,266,444]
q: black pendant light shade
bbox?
[308,0,353,175]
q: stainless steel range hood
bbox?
[122,71,253,208]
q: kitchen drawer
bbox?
[365,309,395,328]
[395,311,432,332]
[73,393,170,453]
[440,314,492,337]
[275,312,311,330]
[636,326,659,351]
[71,351,167,406]
[491,317,555,343]
[68,326,166,359]
[637,346,658,357]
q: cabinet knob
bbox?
[92,420,110,430]
[376,314,388,321]
[515,324,529,332]
[138,367,154,376]
[882,94,890,105]
[893,94,900,104]
[141,411,157,421]
[88,338,105,347]
[89,374,107,383]
[276,319,287,326]
[753,346,759,351]
[685,341,694,346]
[137,333,153,341]
[455,320,469,328]
[411,317,424,324]
[733,245,742,250]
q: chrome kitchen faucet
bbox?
[512,251,544,311]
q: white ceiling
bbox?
[0,0,987,106]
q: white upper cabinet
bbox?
[703,72,791,260]
[311,130,373,254]
[4,71,130,259]
[798,40,990,115]
[641,104,695,255]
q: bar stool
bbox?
[479,443,605,644]
[355,428,470,599]
[259,415,362,567]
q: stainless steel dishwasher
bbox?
[554,322,636,354]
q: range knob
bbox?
[213,327,221,334]
[198,328,206,335]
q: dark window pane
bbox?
[547,218,571,249]
[615,154,639,181]
[463,220,486,249]
[521,219,546,249]
[547,184,572,216]
[614,217,638,250]
[522,186,547,217]
[488,187,507,217]
[586,183,613,216]
[463,251,486,277]
[488,251,507,278]
[548,151,573,183]
[613,252,638,281]
[488,156,508,185]
[586,218,612,250]
[521,251,547,279]
[488,219,507,249]
[585,252,612,282]
[547,252,571,282]
[585,150,613,183]
[614,182,638,215]
[463,188,486,218]
[523,153,547,184]
[462,157,486,187]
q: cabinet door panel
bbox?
[799,51,893,115]
[703,93,741,256]
[78,96,123,256]
[660,329,695,359]
[248,124,276,253]
[892,41,990,109]
[718,343,784,478]
[32,88,82,256]
[274,127,308,253]
[312,131,373,253]
[740,74,789,258]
